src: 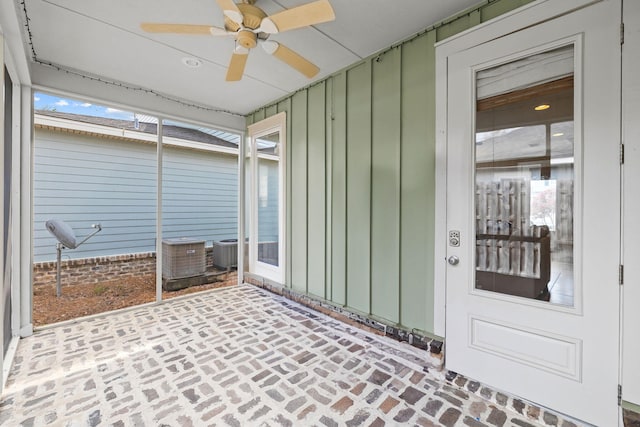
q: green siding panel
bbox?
[331,73,347,306]
[469,9,482,28]
[399,32,436,332]
[436,15,473,41]
[346,61,372,314]
[290,91,308,292]
[265,105,278,118]
[277,100,291,115]
[307,83,327,298]
[481,0,533,22]
[254,109,266,122]
[371,48,401,323]
[247,0,534,334]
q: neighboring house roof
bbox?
[35,110,238,149]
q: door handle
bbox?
[448,256,460,266]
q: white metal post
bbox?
[238,129,245,284]
[156,119,163,302]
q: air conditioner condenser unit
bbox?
[162,238,206,279]
[212,239,238,270]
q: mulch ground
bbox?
[32,272,237,327]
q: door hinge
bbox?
[618,384,623,405]
[619,265,624,285]
[621,144,625,165]
[621,22,625,45]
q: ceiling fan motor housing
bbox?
[237,30,257,49]
[234,4,266,30]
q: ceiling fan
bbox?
[141,0,335,81]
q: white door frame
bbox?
[2,38,26,392]
[0,32,5,393]
[247,112,286,284]
[622,0,640,408]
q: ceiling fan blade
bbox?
[215,0,243,25]
[140,23,229,35]
[259,0,335,34]
[262,41,319,78]
[226,47,249,81]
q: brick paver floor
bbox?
[0,284,575,426]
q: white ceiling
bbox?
[20,0,479,115]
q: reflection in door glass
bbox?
[256,131,280,267]
[474,45,574,306]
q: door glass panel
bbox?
[256,131,280,267]
[474,45,574,306]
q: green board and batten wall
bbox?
[246,0,534,337]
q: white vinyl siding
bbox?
[34,130,239,262]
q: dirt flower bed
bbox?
[33,272,237,327]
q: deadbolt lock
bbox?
[449,230,460,247]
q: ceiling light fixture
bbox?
[181,57,202,68]
[552,132,564,137]
[534,104,550,111]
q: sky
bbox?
[34,92,136,121]
[33,92,241,144]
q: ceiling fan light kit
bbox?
[217,0,244,24]
[258,18,278,34]
[141,0,336,81]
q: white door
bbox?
[248,113,286,283]
[444,2,621,425]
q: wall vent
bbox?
[162,238,206,279]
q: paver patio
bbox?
[0,284,576,426]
